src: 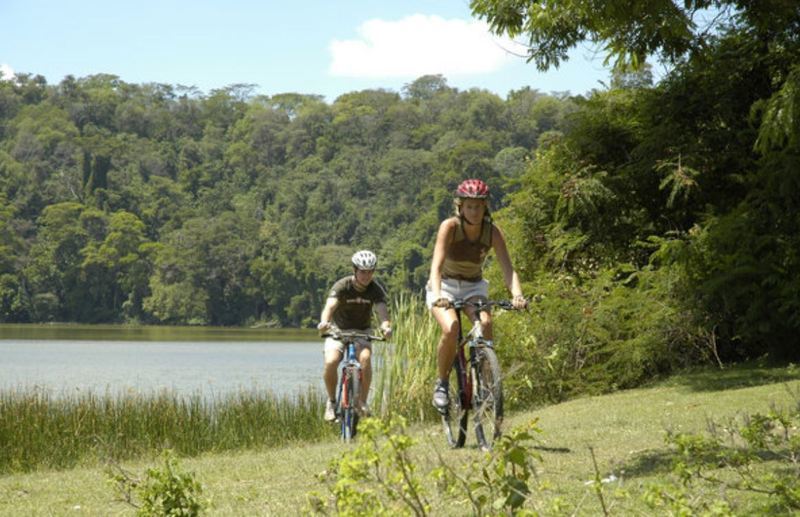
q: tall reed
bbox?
[0,387,327,474]
[371,293,441,422]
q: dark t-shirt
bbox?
[328,276,387,330]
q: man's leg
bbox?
[323,342,343,421]
[358,345,372,414]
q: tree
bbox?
[23,202,95,321]
[80,210,152,321]
[143,211,259,326]
[401,74,453,101]
[0,194,26,321]
[479,0,800,359]
[471,0,736,70]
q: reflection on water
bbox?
[0,325,324,399]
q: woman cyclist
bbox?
[426,179,527,412]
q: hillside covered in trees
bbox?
[0,73,571,327]
[2,0,799,398]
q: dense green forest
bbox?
[2,1,799,394]
[0,72,567,327]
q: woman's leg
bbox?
[432,306,460,380]
[477,307,493,340]
[463,301,493,340]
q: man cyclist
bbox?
[317,250,392,421]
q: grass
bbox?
[0,388,329,474]
[371,293,441,421]
[1,362,798,515]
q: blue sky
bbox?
[2,0,618,102]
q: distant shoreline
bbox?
[0,323,318,342]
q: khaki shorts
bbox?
[324,336,372,356]
[425,278,489,309]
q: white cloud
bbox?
[0,64,16,81]
[329,15,515,78]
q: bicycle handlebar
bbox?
[435,298,526,311]
[320,325,386,342]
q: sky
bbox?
[1,0,617,102]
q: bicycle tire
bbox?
[472,346,503,451]
[340,367,360,442]
[442,359,468,448]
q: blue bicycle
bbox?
[324,327,385,442]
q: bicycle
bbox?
[322,326,385,442]
[439,298,520,451]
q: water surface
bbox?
[0,324,324,399]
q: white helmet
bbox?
[351,250,377,270]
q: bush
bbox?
[495,262,713,408]
[108,449,209,516]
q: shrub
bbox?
[495,262,712,408]
[108,449,209,516]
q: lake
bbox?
[0,324,325,399]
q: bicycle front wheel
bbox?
[442,360,468,448]
[340,368,360,442]
[472,347,503,451]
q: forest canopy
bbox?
[0,72,572,327]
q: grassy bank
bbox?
[1,363,798,515]
[0,296,439,475]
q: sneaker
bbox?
[324,399,336,422]
[432,380,449,413]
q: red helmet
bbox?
[455,179,490,199]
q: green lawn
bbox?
[1,363,798,515]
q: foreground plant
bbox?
[308,416,429,516]
[307,416,547,516]
[107,449,209,516]
[645,399,800,515]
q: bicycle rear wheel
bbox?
[442,360,468,448]
[472,347,503,451]
[339,368,360,442]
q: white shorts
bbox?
[425,278,489,309]
[324,336,372,356]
